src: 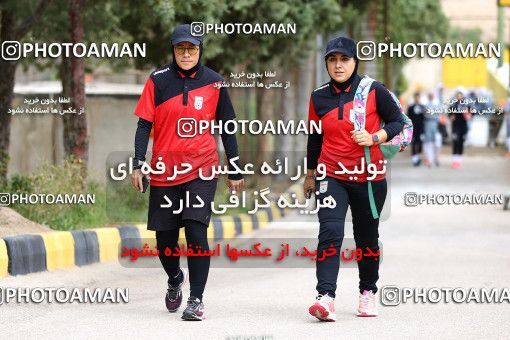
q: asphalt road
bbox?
[1,153,509,339]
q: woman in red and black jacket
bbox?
[131,24,244,321]
[305,36,404,321]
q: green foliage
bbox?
[380,0,449,44]
[447,26,482,44]
[8,174,32,194]
[372,0,449,91]
[0,151,9,185]
[8,0,457,86]
[20,0,132,73]
[116,0,344,73]
[0,155,153,229]
[105,180,149,224]
[116,0,226,70]
[0,157,104,230]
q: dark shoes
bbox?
[164,269,205,320]
[165,268,187,313]
[181,296,205,321]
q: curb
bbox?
[0,183,304,278]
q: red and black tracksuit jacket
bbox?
[133,63,242,186]
[306,74,404,182]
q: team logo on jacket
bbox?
[319,181,328,193]
[194,96,203,110]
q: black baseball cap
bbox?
[325,36,356,59]
[171,24,203,46]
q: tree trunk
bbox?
[0,1,53,180]
[66,0,88,180]
[295,54,314,164]
[241,87,252,164]
[256,87,275,156]
[0,10,17,180]
[382,0,391,89]
[61,54,72,148]
[60,55,73,151]
[255,84,275,188]
[275,63,296,180]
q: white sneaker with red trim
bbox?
[357,290,378,317]
[309,293,336,321]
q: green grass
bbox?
[1,157,256,231]
[0,158,111,231]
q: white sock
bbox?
[424,142,434,163]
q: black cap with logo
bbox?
[171,24,203,46]
[324,36,356,59]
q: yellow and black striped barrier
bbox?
[0,195,303,277]
[0,182,306,278]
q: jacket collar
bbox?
[172,64,204,79]
[329,74,360,95]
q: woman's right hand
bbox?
[131,169,145,192]
[303,176,316,198]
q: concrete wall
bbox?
[8,95,141,183]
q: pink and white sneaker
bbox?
[309,294,336,321]
[357,290,378,317]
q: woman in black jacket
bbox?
[305,36,404,321]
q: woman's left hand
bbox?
[350,129,374,146]
[227,178,245,192]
